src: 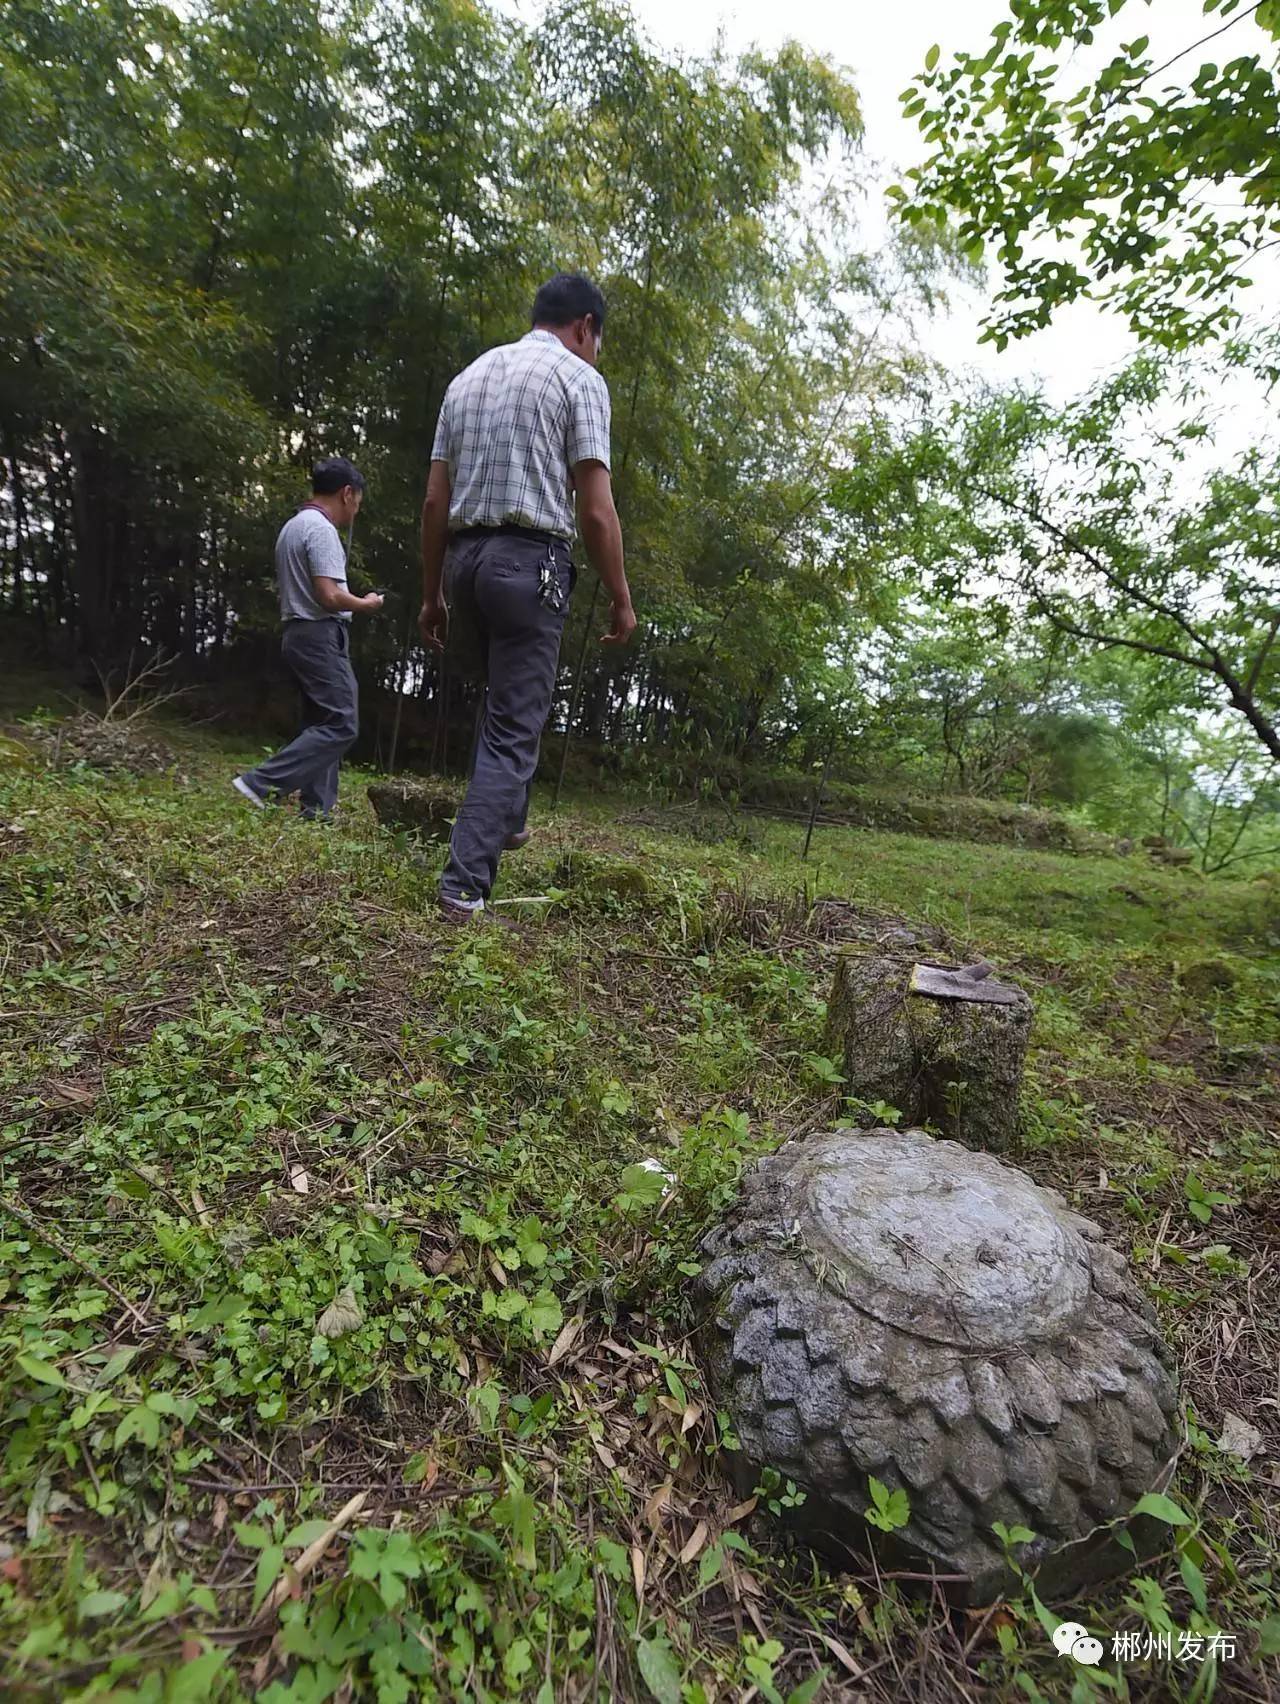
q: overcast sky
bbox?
[510,0,1275,429]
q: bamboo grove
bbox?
[0,0,944,771]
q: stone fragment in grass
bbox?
[1177,958,1237,998]
[554,850,653,902]
[1144,835,1195,868]
[367,780,458,842]
[825,949,1032,1153]
[694,1127,1179,1605]
[1216,1411,1263,1462]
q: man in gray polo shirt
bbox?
[234,457,383,820]
[420,273,635,920]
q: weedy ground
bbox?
[0,698,1278,1703]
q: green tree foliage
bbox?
[898,0,1280,347]
[838,349,1280,767]
[858,607,1121,804]
[0,0,938,774]
[4,0,1272,864]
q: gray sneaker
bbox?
[232,775,266,810]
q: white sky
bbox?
[509,0,1275,430]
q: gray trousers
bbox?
[244,618,358,818]
[441,532,572,905]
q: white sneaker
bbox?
[232,775,266,810]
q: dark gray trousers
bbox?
[441,532,572,905]
[244,618,358,818]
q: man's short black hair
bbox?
[532,272,606,332]
[312,456,365,496]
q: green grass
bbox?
[0,704,1278,1702]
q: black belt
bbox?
[454,523,568,549]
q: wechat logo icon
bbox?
[1053,1620,1104,1665]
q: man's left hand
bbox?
[419,596,448,652]
[600,598,637,647]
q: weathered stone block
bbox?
[554,850,653,902]
[694,1129,1179,1604]
[824,951,1032,1152]
[367,781,458,843]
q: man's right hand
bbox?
[362,592,385,612]
[601,598,636,647]
[419,595,449,652]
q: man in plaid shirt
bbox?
[420,273,635,921]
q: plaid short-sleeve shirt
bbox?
[431,329,612,541]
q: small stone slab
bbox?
[910,961,1023,1005]
[367,781,457,843]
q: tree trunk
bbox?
[66,429,114,663]
[4,421,29,615]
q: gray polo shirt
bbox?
[275,507,349,623]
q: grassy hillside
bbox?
[1,706,1277,1702]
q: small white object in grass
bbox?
[638,1157,675,1193]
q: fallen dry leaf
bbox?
[404,1454,440,1493]
[547,1314,584,1367]
[26,1476,50,1543]
[678,1520,709,1565]
[180,1637,202,1663]
[630,1544,646,1603]
[288,1165,310,1195]
[255,1491,367,1622]
[48,1079,96,1108]
[140,1553,170,1611]
[726,1497,758,1525]
[642,1482,673,1534]
[841,1580,876,1639]
[680,1402,703,1435]
[816,1631,863,1677]
[212,1494,228,1535]
[316,1287,363,1339]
